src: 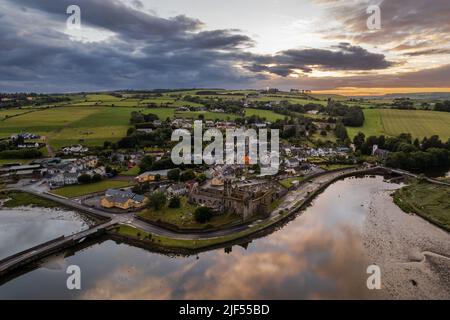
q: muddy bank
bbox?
[363,189,450,299]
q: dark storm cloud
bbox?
[244,43,393,77]
[10,0,204,40]
[0,0,392,92]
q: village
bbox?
[0,113,382,229]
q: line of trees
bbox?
[353,132,450,172]
[434,100,450,112]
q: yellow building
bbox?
[135,169,169,183]
[101,189,148,210]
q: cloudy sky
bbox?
[1,0,450,95]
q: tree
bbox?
[148,192,166,210]
[194,207,213,223]
[77,174,91,184]
[353,132,365,150]
[91,173,102,183]
[139,155,154,172]
[167,168,181,181]
[168,196,181,208]
[180,169,195,181]
[196,173,207,183]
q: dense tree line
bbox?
[327,103,365,127]
[130,111,159,125]
[0,149,42,159]
[353,132,450,172]
[434,100,450,112]
[118,127,172,149]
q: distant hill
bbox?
[354,92,450,100]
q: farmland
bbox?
[245,108,285,121]
[347,109,450,140]
[0,106,135,149]
[2,91,450,152]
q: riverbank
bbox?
[393,180,450,232]
[363,188,450,299]
[0,191,59,208]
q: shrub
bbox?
[168,196,181,208]
[194,207,213,223]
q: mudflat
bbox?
[363,188,450,299]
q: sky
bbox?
[1,0,449,95]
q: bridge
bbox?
[380,166,450,187]
[0,220,117,278]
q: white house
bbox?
[167,183,187,197]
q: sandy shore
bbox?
[362,188,450,299]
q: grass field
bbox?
[0,191,59,208]
[347,109,450,140]
[51,179,133,198]
[174,111,237,120]
[138,197,243,230]
[394,181,450,231]
[0,109,34,120]
[0,106,137,148]
[245,108,285,121]
[120,166,140,176]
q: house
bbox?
[205,120,215,127]
[136,128,153,134]
[372,145,390,160]
[62,145,88,155]
[49,173,78,187]
[18,142,40,149]
[101,189,148,210]
[135,169,170,183]
[285,158,300,168]
[167,183,187,197]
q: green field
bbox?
[0,106,138,148]
[138,197,244,230]
[0,191,59,208]
[85,94,122,101]
[120,166,141,176]
[174,111,236,120]
[51,179,133,198]
[394,181,450,231]
[347,109,450,140]
[0,109,34,120]
[245,108,285,121]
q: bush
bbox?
[0,148,42,159]
[168,196,181,208]
[77,174,92,184]
[194,207,213,223]
[181,169,195,181]
[168,168,181,181]
[91,173,102,183]
[148,192,167,210]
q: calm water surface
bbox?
[0,206,94,260]
[0,176,402,299]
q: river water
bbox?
[0,206,95,260]
[0,176,448,299]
